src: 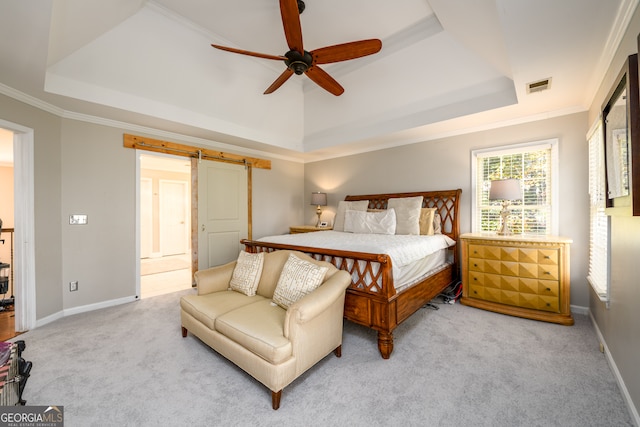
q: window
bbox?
[472,139,559,235]
[587,120,610,302]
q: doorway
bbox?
[139,154,192,299]
[0,128,15,339]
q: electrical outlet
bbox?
[69,281,78,292]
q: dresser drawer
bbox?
[467,274,561,313]
[518,278,559,297]
[518,294,560,312]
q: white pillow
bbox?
[229,251,264,296]
[333,200,369,231]
[272,254,328,309]
[344,209,396,235]
[387,196,423,235]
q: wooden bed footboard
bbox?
[241,240,395,299]
[243,189,461,359]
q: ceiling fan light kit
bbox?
[211,0,381,96]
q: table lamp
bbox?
[489,179,521,235]
[310,192,327,227]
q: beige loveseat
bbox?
[180,250,351,409]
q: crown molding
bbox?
[585,0,640,105]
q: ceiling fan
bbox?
[211,0,382,96]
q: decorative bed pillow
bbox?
[419,208,437,235]
[434,213,442,234]
[273,253,328,309]
[229,251,264,296]
[387,196,423,235]
[344,209,396,235]
[333,200,369,231]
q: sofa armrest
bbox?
[284,270,351,334]
[194,261,236,295]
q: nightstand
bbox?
[289,225,333,234]
[460,233,573,325]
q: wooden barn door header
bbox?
[123,134,271,170]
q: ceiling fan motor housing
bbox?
[285,50,313,74]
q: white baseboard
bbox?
[570,304,589,315]
[589,312,640,426]
[63,295,139,317]
[34,310,64,329]
[35,295,139,328]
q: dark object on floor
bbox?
[16,340,31,405]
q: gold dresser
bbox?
[460,233,573,325]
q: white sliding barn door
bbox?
[197,161,248,269]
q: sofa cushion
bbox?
[272,253,328,309]
[215,299,292,365]
[229,251,264,296]
[180,291,265,330]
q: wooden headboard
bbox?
[344,189,462,243]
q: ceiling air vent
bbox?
[527,78,551,94]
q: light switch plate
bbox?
[69,214,88,225]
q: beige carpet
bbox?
[140,257,190,276]
[14,291,636,426]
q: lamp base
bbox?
[496,202,513,235]
[315,206,322,227]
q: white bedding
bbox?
[257,231,455,291]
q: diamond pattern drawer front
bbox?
[460,234,573,325]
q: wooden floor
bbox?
[0,305,18,342]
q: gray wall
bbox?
[252,158,304,238]
[0,93,63,321]
[304,112,590,308]
[587,5,640,418]
[61,120,138,308]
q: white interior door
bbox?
[198,161,248,269]
[160,180,189,256]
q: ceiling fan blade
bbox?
[280,0,304,52]
[311,39,382,64]
[305,66,344,96]
[211,44,286,61]
[264,68,295,94]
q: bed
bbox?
[241,189,461,359]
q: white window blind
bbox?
[472,140,557,235]
[587,120,610,301]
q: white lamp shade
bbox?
[310,192,327,206]
[489,179,521,201]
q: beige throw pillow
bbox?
[273,253,328,309]
[387,196,423,235]
[434,213,442,234]
[229,251,264,296]
[419,208,437,235]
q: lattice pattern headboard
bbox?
[344,189,462,243]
